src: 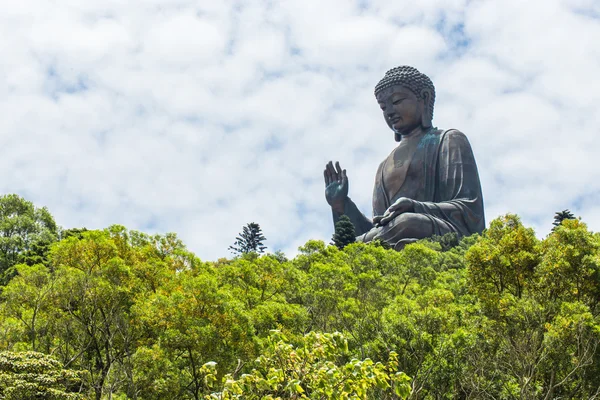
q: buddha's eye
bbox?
[393,99,404,105]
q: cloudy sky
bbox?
[1,0,599,260]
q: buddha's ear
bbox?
[420,89,433,128]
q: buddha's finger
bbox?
[335,161,343,181]
[326,161,338,181]
[379,210,391,224]
[324,169,331,185]
[379,211,400,226]
[387,201,402,212]
[378,216,390,226]
[342,169,348,186]
[330,161,339,181]
[324,162,332,182]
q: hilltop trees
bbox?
[331,215,356,249]
[464,216,600,399]
[466,213,539,302]
[0,194,600,398]
[207,331,411,399]
[0,351,85,399]
[552,209,576,230]
[0,225,206,399]
[228,222,267,255]
[0,194,58,283]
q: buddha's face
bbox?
[376,85,424,134]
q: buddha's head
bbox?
[374,66,436,141]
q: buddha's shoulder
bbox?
[438,128,473,145]
[437,128,469,137]
[375,158,386,174]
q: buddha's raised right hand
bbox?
[324,161,348,213]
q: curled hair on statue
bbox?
[375,66,436,142]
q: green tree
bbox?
[537,218,600,305]
[48,230,138,400]
[132,267,256,400]
[58,227,88,241]
[207,331,411,399]
[428,232,459,252]
[0,264,57,352]
[552,209,575,230]
[461,216,600,399]
[466,214,539,304]
[0,351,85,399]
[331,215,356,249]
[0,226,201,399]
[228,222,267,255]
[1,202,599,400]
[299,245,355,332]
[0,194,58,283]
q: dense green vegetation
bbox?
[0,194,599,399]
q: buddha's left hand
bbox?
[374,197,415,227]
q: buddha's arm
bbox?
[332,160,388,238]
[332,198,373,236]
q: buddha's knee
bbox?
[377,213,433,244]
[394,238,419,251]
[397,213,433,237]
[356,226,381,243]
[394,212,419,227]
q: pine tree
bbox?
[229,222,267,255]
[332,215,356,249]
[552,209,575,230]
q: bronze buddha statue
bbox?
[324,66,485,250]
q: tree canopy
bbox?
[0,194,58,283]
[0,351,84,399]
[1,196,600,399]
[552,209,576,230]
[332,215,356,249]
[229,222,267,255]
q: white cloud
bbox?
[1,0,599,260]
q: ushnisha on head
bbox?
[374,66,436,141]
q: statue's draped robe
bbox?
[337,129,485,244]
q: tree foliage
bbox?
[229,222,267,255]
[0,194,58,283]
[332,215,356,249]
[552,209,576,230]
[0,351,85,399]
[1,197,600,399]
[427,232,459,252]
[207,331,411,399]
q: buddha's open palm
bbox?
[324,161,348,210]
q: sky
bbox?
[1,0,599,260]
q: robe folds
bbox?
[335,128,485,246]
